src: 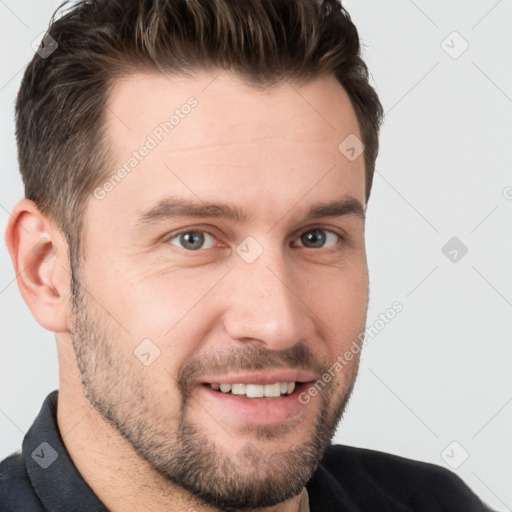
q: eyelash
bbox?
[167,230,219,251]
[165,227,344,252]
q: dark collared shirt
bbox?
[0,391,492,511]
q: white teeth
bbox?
[219,383,231,393]
[231,383,246,395]
[210,381,296,398]
[264,383,281,397]
[246,384,264,398]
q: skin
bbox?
[6,71,369,512]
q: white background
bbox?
[1,1,511,510]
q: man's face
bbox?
[70,71,368,510]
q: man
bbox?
[0,0,491,510]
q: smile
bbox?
[208,381,296,398]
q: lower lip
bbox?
[197,383,312,425]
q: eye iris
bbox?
[180,232,205,250]
[301,229,326,248]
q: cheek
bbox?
[97,265,222,333]
[305,263,368,349]
[95,267,230,380]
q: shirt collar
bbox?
[23,390,109,512]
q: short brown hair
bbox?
[16,0,383,264]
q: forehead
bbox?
[106,70,360,139]
[94,70,365,223]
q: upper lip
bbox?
[201,370,317,385]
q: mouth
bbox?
[204,381,302,398]
[196,372,316,426]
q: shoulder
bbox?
[0,452,46,511]
[318,444,492,511]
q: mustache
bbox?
[177,342,327,396]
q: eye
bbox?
[294,228,340,249]
[168,230,217,251]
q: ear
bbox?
[4,198,72,333]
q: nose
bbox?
[220,251,314,351]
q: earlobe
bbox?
[4,198,71,333]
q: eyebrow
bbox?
[305,197,365,221]
[137,197,249,225]
[136,195,365,226]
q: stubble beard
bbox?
[68,277,359,511]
